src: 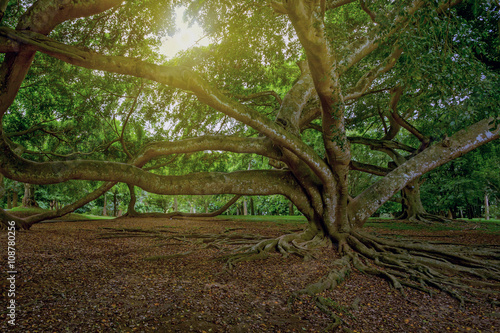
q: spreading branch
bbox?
[350,160,391,176]
[348,136,416,153]
[234,90,283,105]
[344,47,403,101]
[388,87,429,146]
[348,117,500,227]
[0,26,332,184]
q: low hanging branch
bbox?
[348,117,500,228]
[165,195,242,218]
[124,194,242,219]
[0,182,117,230]
[0,27,333,185]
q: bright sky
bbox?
[159,6,210,58]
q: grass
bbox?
[5,206,114,221]
[458,217,500,223]
[4,208,499,233]
[226,215,500,233]
[224,215,307,225]
[366,217,500,234]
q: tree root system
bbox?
[96,221,500,331]
[280,230,500,331]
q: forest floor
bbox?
[1,216,499,332]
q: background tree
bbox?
[421,140,500,219]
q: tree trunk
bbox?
[397,179,426,219]
[126,184,138,216]
[113,190,118,217]
[395,178,447,222]
[12,190,18,208]
[250,197,255,215]
[103,194,107,216]
[22,183,38,207]
[289,201,294,216]
[173,197,178,211]
[7,194,11,209]
[243,198,248,215]
[484,192,490,220]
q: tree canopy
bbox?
[1,0,499,315]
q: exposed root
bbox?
[98,224,499,331]
[397,212,451,223]
[285,230,500,331]
[96,226,268,260]
[346,231,500,304]
[224,229,330,269]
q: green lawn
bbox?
[6,206,114,221]
[225,215,307,225]
[228,215,500,234]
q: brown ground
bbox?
[1,217,499,332]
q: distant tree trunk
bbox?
[466,205,473,219]
[289,201,294,216]
[250,197,255,215]
[173,197,178,211]
[396,179,426,219]
[7,194,11,209]
[243,198,248,215]
[205,200,209,213]
[396,178,447,222]
[22,183,38,207]
[12,191,18,207]
[113,190,118,216]
[103,194,107,216]
[447,209,453,219]
[484,192,490,220]
[126,184,138,216]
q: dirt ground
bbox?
[1,217,499,332]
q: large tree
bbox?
[1,0,499,308]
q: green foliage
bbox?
[421,140,500,218]
[2,0,499,221]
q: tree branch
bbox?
[22,181,116,226]
[276,61,316,135]
[0,36,19,53]
[359,0,377,23]
[388,87,429,145]
[348,117,500,227]
[0,26,332,185]
[283,0,346,190]
[120,82,143,159]
[165,195,242,218]
[132,135,282,167]
[0,0,8,23]
[326,0,356,10]
[235,90,283,105]
[350,160,392,176]
[340,0,424,73]
[344,47,403,101]
[348,136,416,153]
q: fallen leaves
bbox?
[0,217,498,332]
